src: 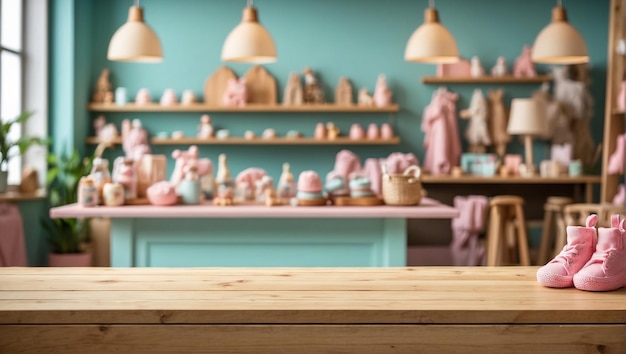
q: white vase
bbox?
[0,170,7,193]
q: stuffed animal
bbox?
[513,45,536,77]
[236,167,268,201]
[170,145,212,187]
[197,114,214,139]
[532,83,573,144]
[283,72,303,105]
[358,88,374,106]
[325,149,362,196]
[470,57,485,77]
[490,57,508,77]
[373,74,392,107]
[459,89,491,153]
[303,67,325,104]
[222,77,247,106]
[121,118,151,165]
[92,68,112,103]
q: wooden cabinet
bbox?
[601,0,625,203]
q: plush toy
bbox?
[303,67,325,104]
[325,149,362,196]
[121,118,151,165]
[93,115,119,142]
[92,68,112,103]
[169,145,212,187]
[283,72,303,105]
[277,162,296,199]
[357,88,374,106]
[373,74,392,107]
[197,114,214,139]
[236,167,268,201]
[513,45,536,78]
[222,78,247,106]
[470,57,485,77]
[490,57,508,77]
[460,89,491,153]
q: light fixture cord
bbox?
[557,0,562,6]
[135,0,140,7]
[247,0,254,7]
[429,0,435,9]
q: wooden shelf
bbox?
[86,136,400,145]
[87,103,400,113]
[420,75,552,84]
[85,137,123,144]
[421,175,602,184]
[611,108,624,115]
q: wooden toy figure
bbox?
[490,57,508,77]
[303,67,325,104]
[373,74,392,107]
[459,89,491,153]
[277,162,296,200]
[358,88,374,106]
[92,68,113,103]
[513,45,536,77]
[487,89,510,157]
[470,57,485,77]
[283,72,303,105]
[334,77,353,106]
[197,114,214,139]
[326,122,340,139]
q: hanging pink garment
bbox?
[422,88,461,175]
[450,195,487,266]
[363,153,420,196]
[613,184,625,207]
[0,203,28,266]
[608,133,625,175]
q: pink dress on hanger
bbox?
[422,88,461,175]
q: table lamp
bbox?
[507,98,548,176]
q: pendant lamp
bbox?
[404,0,459,64]
[107,0,163,63]
[221,0,277,63]
[531,0,588,64]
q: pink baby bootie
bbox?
[573,214,626,292]
[537,214,597,288]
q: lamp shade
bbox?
[221,6,277,63]
[531,6,588,64]
[404,7,459,64]
[107,5,163,62]
[507,98,548,136]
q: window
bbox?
[1,0,24,184]
[0,0,47,186]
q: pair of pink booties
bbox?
[537,214,626,291]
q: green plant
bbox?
[0,111,46,171]
[42,149,93,254]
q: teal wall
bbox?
[40,0,610,265]
[49,0,610,178]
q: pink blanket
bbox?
[450,195,487,266]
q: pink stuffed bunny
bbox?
[170,145,213,186]
[222,78,247,106]
[373,74,392,107]
[513,45,536,78]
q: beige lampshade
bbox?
[221,6,277,63]
[531,6,588,64]
[507,98,548,136]
[107,5,163,62]
[404,7,459,64]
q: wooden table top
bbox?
[49,197,459,219]
[1,267,623,325]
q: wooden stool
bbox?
[537,196,573,265]
[486,195,530,266]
